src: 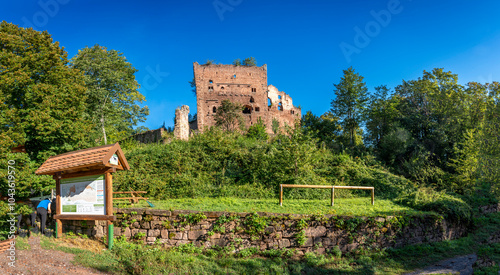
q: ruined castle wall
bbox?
[193,62,301,134]
[174,105,190,140]
[267,85,301,131]
[193,62,268,132]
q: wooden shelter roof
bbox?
[11,145,26,153]
[35,143,130,176]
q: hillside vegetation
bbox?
[114,128,475,222]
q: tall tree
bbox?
[0,21,91,161]
[365,85,401,147]
[302,111,341,149]
[214,100,244,131]
[71,45,149,144]
[330,67,368,147]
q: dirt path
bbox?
[0,236,107,275]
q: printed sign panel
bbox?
[60,175,105,215]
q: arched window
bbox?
[242,105,252,114]
[213,106,217,113]
[250,97,255,103]
[268,98,271,107]
[278,102,283,111]
[209,79,213,84]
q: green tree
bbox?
[242,57,257,66]
[302,111,341,148]
[214,100,244,131]
[246,117,268,140]
[71,45,149,144]
[0,22,91,161]
[365,85,401,148]
[189,77,196,96]
[233,57,257,66]
[330,67,368,148]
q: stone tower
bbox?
[174,105,190,140]
[192,62,301,133]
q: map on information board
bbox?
[61,175,105,215]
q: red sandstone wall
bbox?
[193,62,301,134]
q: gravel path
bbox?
[0,236,107,275]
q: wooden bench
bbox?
[0,239,13,253]
[279,184,374,206]
[113,191,148,204]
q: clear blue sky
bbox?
[3,0,500,129]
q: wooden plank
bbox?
[334,186,374,190]
[113,197,148,200]
[113,191,147,194]
[105,172,113,216]
[279,184,283,206]
[53,215,116,221]
[56,175,61,238]
[59,168,114,179]
[281,184,334,189]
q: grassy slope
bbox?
[115,197,433,217]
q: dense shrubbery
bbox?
[115,127,473,221]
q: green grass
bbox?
[14,237,30,250]
[115,197,432,217]
[39,213,500,274]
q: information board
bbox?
[60,175,105,215]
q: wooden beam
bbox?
[59,168,115,179]
[105,172,113,216]
[55,174,61,238]
[113,191,147,194]
[280,184,334,189]
[53,215,116,221]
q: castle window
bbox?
[255,107,260,112]
[233,74,237,78]
[208,86,214,92]
[213,106,217,113]
[243,105,252,114]
[221,86,224,90]
[278,102,283,111]
[278,95,282,99]
[250,97,255,103]
[268,98,271,107]
[209,80,213,84]
[251,88,256,93]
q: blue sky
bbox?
[3,0,500,129]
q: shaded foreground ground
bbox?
[0,236,106,275]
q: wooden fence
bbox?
[279,184,374,206]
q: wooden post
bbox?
[371,188,375,205]
[279,184,283,206]
[331,186,335,206]
[55,174,62,238]
[105,172,114,249]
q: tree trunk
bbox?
[101,113,107,145]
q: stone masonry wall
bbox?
[130,127,166,144]
[78,209,472,255]
[193,62,301,134]
[174,105,190,141]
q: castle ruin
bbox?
[192,62,301,134]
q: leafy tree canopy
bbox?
[71,44,149,144]
[0,21,91,161]
[330,67,368,148]
[214,100,244,132]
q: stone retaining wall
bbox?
[61,208,473,254]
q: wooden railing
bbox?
[279,184,374,206]
[0,239,12,253]
[113,191,148,204]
